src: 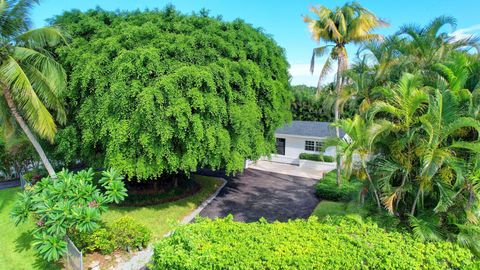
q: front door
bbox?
[276,138,285,155]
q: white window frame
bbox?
[305,140,323,152]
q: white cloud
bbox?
[450,24,480,41]
[289,61,336,86]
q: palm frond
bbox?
[0,55,57,141]
[16,26,68,49]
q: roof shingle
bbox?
[275,121,344,138]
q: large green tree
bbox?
[0,0,67,177]
[304,2,388,185]
[51,7,291,180]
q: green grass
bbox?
[311,200,368,219]
[0,187,60,270]
[102,175,222,240]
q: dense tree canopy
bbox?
[51,7,291,180]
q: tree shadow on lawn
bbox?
[14,230,61,270]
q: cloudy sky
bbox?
[31,0,480,86]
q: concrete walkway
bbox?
[199,168,319,222]
[249,160,334,179]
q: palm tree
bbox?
[0,0,67,177]
[304,2,388,185]
[326,115,392,208]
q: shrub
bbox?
[72,216,151,254]
[110,216,151,250]
[152,216,477,269]
[71,216,151,254]
[299,153,334,162]
[315,171,362,201]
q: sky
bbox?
[31,0,480,86]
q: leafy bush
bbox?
[72,216,151,254]
[315,171,362,201]
[152,216,477,269]
[299,153,334,162]
[10,169,127,262]
[110,216,151,250]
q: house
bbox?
[266,121,344,165]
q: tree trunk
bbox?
[334,48,346,186]
[363,162,382,209]
[3,87,57,178]
[410,188,422,216]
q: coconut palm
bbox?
[304,2,388,185]
[0,0,67,177]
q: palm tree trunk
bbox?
[3,87,57,178]
[363,163,381,209]
[410,188,422,216]
[334,50,345,186]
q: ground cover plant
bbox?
[152,216,477,269]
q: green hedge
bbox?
[315,171,362,201]
[299,153,334,162]
[152,216,476,269]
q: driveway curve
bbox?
[199,168,319,222]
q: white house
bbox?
[265,121,344,165]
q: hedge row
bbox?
[299,153,334,162]
[152,216,476,269]
[315,171,362,201]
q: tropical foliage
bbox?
[0,0,68,177]
[10,168,127,261]
[325,14,480,255]
[304,2,388,185]
[152,215,477,269]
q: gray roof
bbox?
[275,121,344,138]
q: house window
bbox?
[305,140,322,152]
[315,141,322,152]
[305,140,315,151]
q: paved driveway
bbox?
[199,169,319,222]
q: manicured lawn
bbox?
[0,187,61,270]
[102,175,222,240]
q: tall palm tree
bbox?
[304,2,388,185]
[0,0,67,177]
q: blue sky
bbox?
[31,0,480,86]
